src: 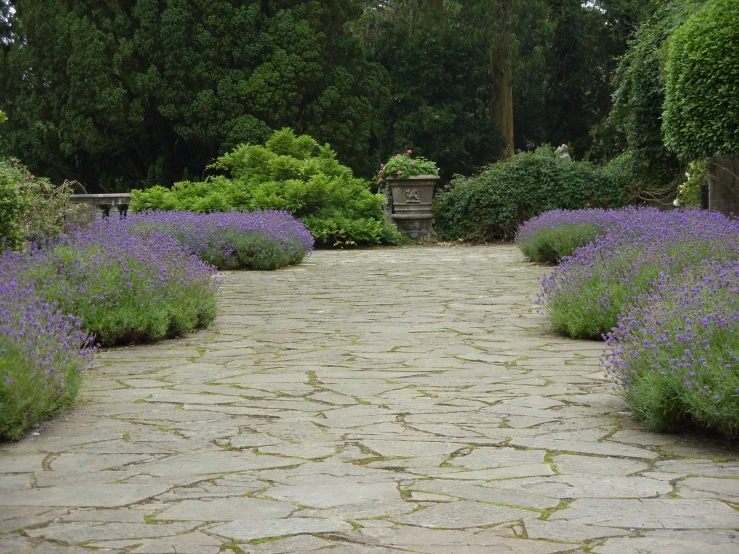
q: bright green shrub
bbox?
[0,159,28,251]
[664,0,739,159]
[433,147,625,242]
[131,129,400,247]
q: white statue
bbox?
[555,144,572,162]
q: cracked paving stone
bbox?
[265,477,401,508]
[593,530,739,554]
[447,447,547,470]
[359,440,467,458]
[488,475,673,498]
[293,500,417,520]
[411,480,559,509]
[549,498,739,528]
[25,521,199,543]
[552,454,648,476]
[0,454,46,473]
[154,497,295,521]
[676,477,739,501]
[243,535,332,553]
[352,527,576,553]
[209,517,354,542]
[655,460,739,477]
[523,520,631,542]
[508,437,656,459]
[90,531,223,554]
[391,500,538,528]
[414,463,555,480]
[0,484,171,507]
[259,444,339,459]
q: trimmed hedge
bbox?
[663,0,739,159]
[434,147,625,242]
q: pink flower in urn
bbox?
[407,150,412,154]
[396,154,401,157]
[397,170,402,175]
[378,177,383,181]
[410,161,415,165]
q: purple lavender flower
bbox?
[1,250,94,440]
[604,259,739,436]
[540,208,739,339]
[120,210,313,270]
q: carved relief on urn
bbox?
[385,175,439,239]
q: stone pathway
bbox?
[1,245,738,554]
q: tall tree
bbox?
[0,0,386,191]
[492,0,514,154]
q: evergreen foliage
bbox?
[597,0,706,194]
[433,146,625,242]
[361,5,508,180]
[663,0,739,159]
[0,1,385,190]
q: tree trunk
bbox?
[492,0,513,157]
[420,0,444,29]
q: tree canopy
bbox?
[0,0,386,190]
[0,0,680,193]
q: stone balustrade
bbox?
[68,193,131,228]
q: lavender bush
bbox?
[22,221,219,346]
[0,251,94,440]
[124,210,314,270]
[541,209,739,339]
[605,261,739,436]
[516,208,636,264]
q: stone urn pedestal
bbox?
[386,175,439,239]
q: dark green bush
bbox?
[433,147,625,242]
[663,0,739,159]
[131,129,400,247]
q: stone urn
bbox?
[386,174,439,239]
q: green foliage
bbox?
[538,0,638,156]
[378,151,438,182]
[597,0,705,193]
[1,1,385,190]
[433,147,625,242]
[519,223,603,264]
[360,3,508,181]
[0,157,80,251]
[674,160,708,208]
[131,129,400,247]
[0,159,28,251]
[663,0,739,159]
[0,341,83,441]
[549,264,660,340]
[20,176,79,245]
[25,243,217,347]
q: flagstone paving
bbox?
[1,245,738,553]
